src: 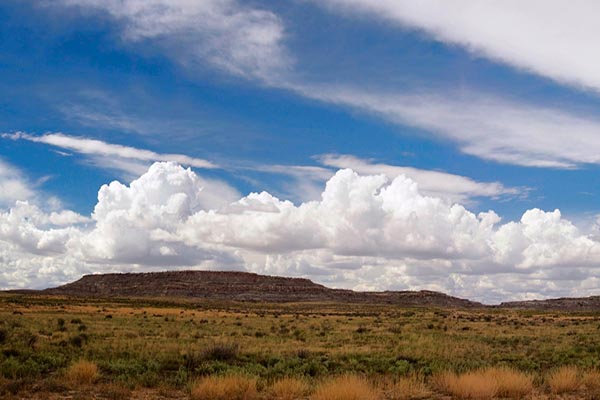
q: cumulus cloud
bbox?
[77,162,241,267]
[316,0,600,92]
[54,0,290,82]
[318,154,521,203]
[0,201,86,255]
[2,162,600,302]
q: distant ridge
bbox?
[499,296,600,311]
[41,270,482,308]
[6,270,600,310]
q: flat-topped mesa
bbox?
[43,270,483,307]
[45,271,332,301]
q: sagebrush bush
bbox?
[202,342,239,361]
[66,360,99,385]
[311,375,379,400]
[547,365,580,394]
[190,375,258,400]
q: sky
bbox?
[2,1,600,303]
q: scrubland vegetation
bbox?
[2,294,600,398]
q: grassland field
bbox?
[1,294,600,399]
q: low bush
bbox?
[202,342,239,361]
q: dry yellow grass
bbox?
[488,367,533,399]
[434,367,533,399]
[267,377,310,400]
[190,375,258,400]
[434,370,497,399]
[65,360,99,385]
[311,375,379,400]
[384,375,430,400]
[547,366,580,394]
[581,369,600,391]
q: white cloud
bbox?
[3,131,220,182]
[318,154,521,203]
[46,0,600,170]
[0,201,86,255]
[77,162,240,266]
[245,164,336,203]
[296,86,600,168]
[316,0,600,92]
[2,161,600,303]
[0,159,36,206]
[54,0,290,82]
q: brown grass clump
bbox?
[547,366,580,394]
[65,359,99,385]
[311,375,379,400]
[384,375,430,399]
[581,369,600,391]
[433,367,533,399]
[190,375,258,400]
[433,370,497,399]
[487,367,533,399]
[267,377,310,400]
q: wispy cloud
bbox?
[48,0,600,171]
[55,0,291,82]
[0,159,36,206]
[295,85,600,169]
[316,0,600,92]
[3,132,217,172]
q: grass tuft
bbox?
[384,375,430,400]
[267,377,310,400]
[190,375,258,400]
[547,365,580,394]
[487,367,533,399]
[434,370,497,399]
[433,367,533,399]
[311,375,379,400]
[582,369,600,391]
[66,360,99,385]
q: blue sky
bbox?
[2,1,600,302]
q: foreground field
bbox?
[1,294,600,399]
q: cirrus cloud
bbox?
[316,0,600,92]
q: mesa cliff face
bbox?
[43,270,483,308]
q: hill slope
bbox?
[44,270,482,308]
[500,296,600,311]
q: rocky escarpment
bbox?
[43,270,483,308]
